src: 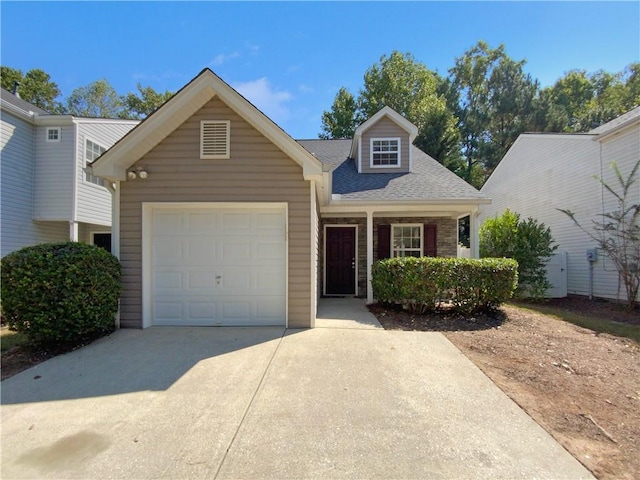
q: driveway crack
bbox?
[212,328,287,479]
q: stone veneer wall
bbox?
[320,216,458,297]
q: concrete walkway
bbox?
[1,304,594,479]
[315,297,382,329]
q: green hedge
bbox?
[1,242,122,348]
[371,257,518,314]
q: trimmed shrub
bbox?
[1,242,121,348]
[480,209,557,299]
[371,257,518,314]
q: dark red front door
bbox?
[325,227,356,295]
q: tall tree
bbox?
[121,83,174,120]
[66,79,123,118]
[449,41,538,185]
[535,64,640,133]
[319,87,359,139]
[1,66,62,112]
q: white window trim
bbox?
[391,223,423,258]
[370,137,401,169]
[200,120,230,159]
[84,137,107,188]
[46,127,61,142]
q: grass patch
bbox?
[1,326,29,353]
[510,302,640,343]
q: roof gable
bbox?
[349,106,419,161]
[92,68,323,181]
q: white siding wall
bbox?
[76,121,137,225]
[1,112,68,256]
[480,130,639,302]
[33,123,75,220]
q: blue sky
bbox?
[2,1,638,139]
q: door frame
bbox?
[142,202,289,328]
[323,224,358,297]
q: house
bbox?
[0,88,138,257]
[92,68,489,329]
[479,106,640,302]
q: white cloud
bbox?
[210,51,240,66]
[232,77,293,122]
[298,84,314,94]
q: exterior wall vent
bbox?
[200,120,230,159]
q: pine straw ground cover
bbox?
[369,297,640,480]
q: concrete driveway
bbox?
[2,301,593,479]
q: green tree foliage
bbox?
[319,51,461,167]
[559,160,640,310]
[1,66,62,112]
[449,41,538,185]
[319,87,359,139]
[535,64,640,133]
[66,79,123,118]
[480,209,558,299]
[121,83,174,120]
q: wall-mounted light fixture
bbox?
[127,166,149,180]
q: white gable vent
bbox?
[201,120,230,159]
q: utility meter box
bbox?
[586,248,598,263]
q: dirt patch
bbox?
[1,345,58,381]
[370,299,640,480]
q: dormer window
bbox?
[371,138,400,168]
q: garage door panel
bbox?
[150,205,286,326]
[187,212,219,234]
[153,212,184,235]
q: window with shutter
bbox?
[200,120,230,159]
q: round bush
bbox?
[1,242,121,348]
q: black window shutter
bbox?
[424,224,437,257]
[377,224,391,260]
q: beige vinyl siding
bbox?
[1,112,69,256]
[119,97,312,328]
[33,124,75,221]
[76,120,137,226]
[480,131,639,302]
[360,117,410,173]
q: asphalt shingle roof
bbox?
[297,139,487,202]
[0,88,49,115]
[589,106,640,134]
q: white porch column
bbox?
[69,221,79,242]
[470,212,479,258]
[366,209,374,304]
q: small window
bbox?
[392,224,422,257]
[46,128,60,142]
[371,138,400,167]
[201,120,230,159]
[85,139,107,187]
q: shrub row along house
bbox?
[0,87,137,257]
[480,107,640,304]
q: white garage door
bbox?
[149,205,286,326]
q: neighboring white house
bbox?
[480,106,640,303]
[1,88,138,256]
